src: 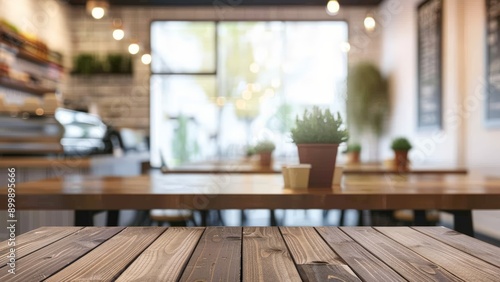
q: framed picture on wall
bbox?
[486,0,500,127]
[417,0,443,129]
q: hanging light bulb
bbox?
[112,18,125,40]
[364,15,376,32]
[141,53,152,65]
[340,42,351,53]
[86,0,109,20]
[113,29,124,40]
[326,0,340,16]
[128,43,140,55]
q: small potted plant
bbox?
[245,146,256,159]
[254,140,275,167]
[391,137,412,171]
[346,143,362,164]
[291,106,348,187]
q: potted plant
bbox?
[73,53,102,74]
[245,146,256,159]
[254,140,275,167]
[346,143,362,164]
[391,137,412,171]
[346,62,389,161]
[291,107,348,187]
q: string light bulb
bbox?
[141,53,152,65]
[86,0,109,20]
[113,29,124,40]
[364,15,376,32]
[326,0,340,16]
[112,19,125,40]
[128,43,140,55]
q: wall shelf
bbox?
[0,76,56,96]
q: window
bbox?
[151,21,348,168]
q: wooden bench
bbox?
[1,226,499,281]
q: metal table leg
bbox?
[452,210,474,236]
[106,210,119,226]
[74,211,94,226]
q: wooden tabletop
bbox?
[162,159,468,175]
[343,163,468,175]
[162,159,280,174]
[2,173,500,210]
[1,226,499,281]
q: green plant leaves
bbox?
[291,106,348,144]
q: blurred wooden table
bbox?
[161,158,281,174]
[1,226,499,281]
[3,173,500,235]
[344,163,468,175]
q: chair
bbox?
[143,162,198,226]
[149,209,195,226]
[393,210,440,225]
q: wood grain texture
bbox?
[376,227,500,281]
[179,227,242,282]
[296,264,362,282]
[0,226,82,267]
[279,227,361,281]
[413,227,500,267]
[0,227,123,282]
[279,227,345,265]
[45,227,165,282]
[342,227,462,282]
[315,226,405,282]
[116,227,204,282]
[242,227,301,282]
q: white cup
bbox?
[282,165,290,188]
[333,165,344,185]
[288,164,311,189]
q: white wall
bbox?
[463,0,500,170]
[379,0,466,166]
[379,0,500,239]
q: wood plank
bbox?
[116,227,204,281]
[179,227,241,282]
[376,227,500,281]
[294,264,362,282]
[342,227,462,281]
[0,227,82,267]
[279,227,361,282]
[315,226,405,282]
[413,226,500,267]
[45,227,165,282]
[242,227,301,282]
[0,227,124,282]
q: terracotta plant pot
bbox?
[297,144,339,188]
[394,150,409,172]
[259,152,272,167]
[348,151,360,164]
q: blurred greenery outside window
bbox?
[150,21,348,167]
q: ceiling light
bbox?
[111,19,125,40]
[326,0,340,16]
[128,43,140,55]
[141,54,152,65]
[86,0,109,20]
[364,15,376,32]
[113,29,124,40]
[340,42,351,53]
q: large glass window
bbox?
[151,21,348,167]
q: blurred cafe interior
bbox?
[1,0,500,246]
